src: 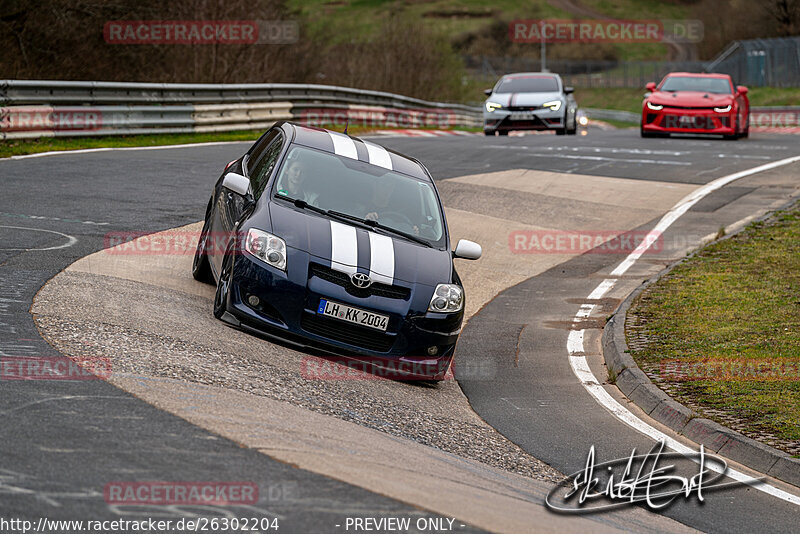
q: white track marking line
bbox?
[1,141,249,161]
[0,225,78,251]
[567,154,800,506]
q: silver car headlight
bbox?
[245,228,287,271]
[429,284,463,313]
[542,100,562,111]
[485,101,503,112]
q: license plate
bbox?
[510,112,535,121]
[317,299,389,331]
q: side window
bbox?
[247,130,278,175]
[249,133,284,200]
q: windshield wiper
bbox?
[275,194,378,232]
[328,211,433,248]
[276,194,433,247]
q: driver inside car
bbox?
[278,159,318,206]
[362,178,420,236]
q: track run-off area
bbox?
[1,127,799,533]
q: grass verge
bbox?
[0,125,482,159]
[627,201,800,449]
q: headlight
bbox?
[578,115,589,126]
[485,101,503,112]
[542,100,562,111]
[714,105,732,113]
[646,101,663,111]
[428,284,463,313]
[245,228,286,271]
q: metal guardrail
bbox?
[582,108,641,123]
[0,80,483,140]
[2,81,797,139]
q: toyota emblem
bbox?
[351,272,372,288]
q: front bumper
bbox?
[218,249,462,379]
[641,107,736,135]
[483,108,564,132]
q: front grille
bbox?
[507,105,540,111]
[662,105,716,110]
[310,263,410,300]
[301,313,395,352]
[662,114,718,129]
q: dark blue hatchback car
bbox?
[192,122,481,380]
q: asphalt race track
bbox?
[2,127,800,533]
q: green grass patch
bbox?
[628,203,800,443]
[0,124,482,158]
[597,118,638,129]
[0,131,263,159]
[575,88,646,113]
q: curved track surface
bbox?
[2,128,799,532]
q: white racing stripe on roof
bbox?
[330,220,358,275]
[368,232,394,285]
[328,131,358,160]
[363,141,393,170]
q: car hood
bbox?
[648,91,734,107]
[488,91,564,107]
[268,202,451,287]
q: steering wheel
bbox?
[378,211,416,232]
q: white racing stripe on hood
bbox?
[368,232,394,285]
[328,131,358,160]
[330,221,357,275]
[363,141,393,170]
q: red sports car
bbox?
[641,72,749,139]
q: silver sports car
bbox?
[483,72,578,136]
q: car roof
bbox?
[663,72,731,79]
[502,72,561,79]
[279,121,430,181]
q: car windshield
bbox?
[495,76,559,93]
[273,144,445,247]
[660,76,732,94]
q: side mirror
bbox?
[737,85,748,95]
[222,172,251,197]
[483,88,493,96]
[645,82,656,92]
[453,239,482,260]
[564,86,574,94]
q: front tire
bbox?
[640,124,656,138]
[192,217,214,284]
[213,245,234,319]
